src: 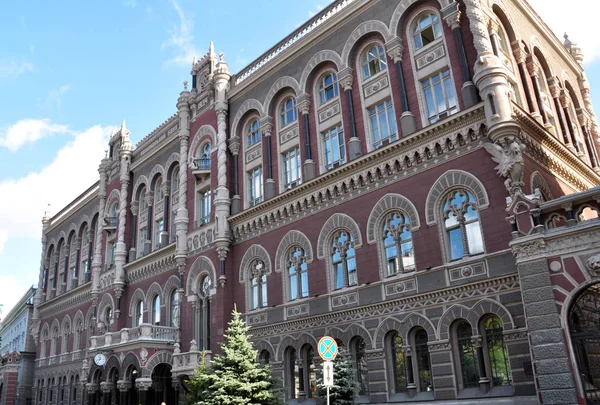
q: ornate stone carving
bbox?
[449,261,487,282]
[384,278,417,297]
[318,102,341,123]
[363,75,389,98]
[245,145,262,163]
[463,0,493,59]
[484,138,526,197]
[416,45,446,70]
[286,303,309,318]
[331,292,358,308]
[586,254,600,277]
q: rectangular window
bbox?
[322,125,346,170]
[71,266,77,280]
[248,167,263,207]
[200,189,211,225]
[421,69,457,124]
[155,219,164,248]
[283,147,302,189]
[369,99,398,148]
[138,228,147,254]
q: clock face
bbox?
[94,354,106,366]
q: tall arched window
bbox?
[413,13,442,50]
[288,247,308,301]
[383,212,415,276]
[331,231,357,289]
[135,300,144,327]
[286,347,298,400]
[352,337,369,395]
[104,308,112,330]
[414,328,433,392]
[171,166,180,242]
[319,72,339,105]
[362,44,387,79]
[169,290,180,327]
[280,97,297,128]
[138,187,148,256]
[250,260,267,310]
[259,350,270,365]
[483,316,511,386]
[246,119,261,147]
[152,295,161,325]
[443,191,484,260]
[197,275,211,351]
[455,321,479,388]
[391,332,407,393]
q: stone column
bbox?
[175,86,191,281]
[128,205,138,262]
[72,237,81,288]
[443,5,479,107]
[297,93,316,180]
[34,215,51,335]
[171,377,181,405]
[135,379,152,405]
[526,58,548,125]
[144,192,154,255]
[560,93,582,154]
[512,45,538,119]
[471,335,490,393]
[91,158,109,308]
[162,182,170,246]
[85,383,98,405]
[512,248,577,404]
[427,341,456,400]
[386,37,417,135]
[228,136,241,214]
[116,380,130,405]
[339,68,361,160]
[364,349,386,403]
[261,119,275,200]
[549,80,572,145]
[61,244,70,293]
[403,346,417,398]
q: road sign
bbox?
[323,361,334,387]
[318,336,338,361]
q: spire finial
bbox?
[104,149,108,158]
[44,203,51,218]
[192,56,197,66]
[209,41,215,54]
[183,80,189,90]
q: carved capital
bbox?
[297,93,311,115]
[338,67,354,92]
[228,135,241,155]
[444,10,461,30]
[385,37,404,63]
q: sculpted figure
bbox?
[484,137,526,196]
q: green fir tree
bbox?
[187,308,283,405]
[316,347,359,405]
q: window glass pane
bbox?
[419,15,431,31]
[457,322,479,388]
[401,240,415,271]
[252,278,259,309]
[423,85,436,120]
[414,33,423,49]
[448,228,465,260]
[392,334,407,393]
[415,329,433,392]
[335,262,344,289]
[378,108,390,141]
[261,276,268,307]
[465,222,484,255]
[300,267,309,298]
[443,73,457,109]
[433,21,442,39]
[485,316,512,386]
[434,77,446,115]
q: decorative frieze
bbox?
[318,101,341,123]
[384,277,417,297]
[415,44,446,70]
[363,75,389,99]
[125,246,177,284]
[245,144,262,164]
[448,261,487,282]
[279,125,299,145]
[247,312,267,326]
[332,291,358,308]
[186,223,216,255]
[286,303,309,319]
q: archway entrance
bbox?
[149,364,176,405]
[570,282,600,404]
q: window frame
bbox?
[322,125,346,170]
[287,246,309,301]
[421,69,458,124]
[361,43,388,80]
[151,295,161,326]
[442,190,485,261]
[382,211,415,277]
[412,12,443,51]
[250,260,268,310]
[248,166,264,207]
[369,99,398,149]
[318,72,340,106]
[246,118,262,147]
[283,147,302,190]
[331,230,357,290]
[134,300,144,327]
[280,96,298,129]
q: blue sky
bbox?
[0,0,599,317]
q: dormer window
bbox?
[362,44,387,79]
[413,13,442,50]
[319,72,339,105]
[247,119,261,147]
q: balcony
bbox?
[89,324,178,351]
[103,216,118,231]
[191,158,211,180]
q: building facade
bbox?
[27,0,600,405]
[0,287,37,405]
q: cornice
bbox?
[0,287,36,327]
[249,274,520,338]
[229,105,486,242]
[130,121,180,171]
[47,183,99,233]
[125,244,177,284]
[39,283,92,319]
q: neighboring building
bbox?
[0,286,37,405]
[26,1,600,405]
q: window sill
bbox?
[413,37,444,58]
[447,252,485,266]
[362,69,387,86]
[279,121,298,133]
[389,391,434,402]
[385,268,417,280]
[318,95,341,111]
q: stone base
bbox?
[144,241,151,256]
[160,232,169,248]
[303,160,316,181]
[265,179,276,200]
[348,137,362,160]
[231,195,241,215]
[128,248,136,262]
[461,81,479,108]
[401,111,417,135]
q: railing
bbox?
[90,324,178,350]
[151,326,179,341]
[192,158,211,171]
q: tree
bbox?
[316,348,359,405]
[187,308,283,405]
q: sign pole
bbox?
[327,385,330,405]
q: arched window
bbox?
[352,337,369,395]
[134,300,144,327]
[383,212,415,276]
[300,345,317,398]
[280,97,297,128]
[391,332,407,393]
[362,44,387,79]
[139,187,148,212]
[413,13,442,50]
[74,320,82,351]
[455,321,479,388]
[259,350,270,365]
[483,316,511,386]
[319,72,339,105]
[246,119,261,147]
[414,328,433,392]
[332,231,357,289]
[152,295,161,325]
[104,308,112,329]
[286,347,298,400]
[169,289,180,327]
[250,260,267,309]
[443,191,484,260]
[197,275,211,351]
[170,166,180,242]
[288,247,309,301]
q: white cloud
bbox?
[0,230,7,255]
[0,119,69,152]
[38,84,71,110]
[161,0,200,68]
[0,123,112,243]
[0,59,33,79]
[0,274,25,321]
[527,0,600,63]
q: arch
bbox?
[165,152,181,177]
[373,316,405,349]
[263,76,301,117]
[238,244,272,283]
[389,0,445,36]
[316,213,363,259]
[163,275,180,299]
[299,50,344,93]
[322,326,347,346]
[60,314,72,335]
[469,298,515,331]
[97,293,115,323]
[532,46,553,81]
[275,335,296,361]
[274,230,314,273]
[186,256,217,297]
[84,306,95,329]
[397,313,437,344]
[128,289,146,317]
[231,99,264,142]
[105,189,121,215]
[145,282,163,310]
[491,2,517,43]
[72,311,84,328]
[341,20,393,67]
[564,80,582,109]
[132,175,149,203]
[437,304,475,340]
[425,170,490,225]
[366,193,421,244]
[530,171,554,201]
[66,223,78,240]
[121,352,141,379]
[148,164,166,191]
[338,324,374,350]
[255,340,276,359]
[104,356,121,380]
[189,125,217,162]
[78,217,90,237]
[143,351,173,377]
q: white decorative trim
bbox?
[128,288,146,318]
[147,164,166,190]
[262,76,301,116]
[189,125,217,163]
[239,244,272,283]
[132,175,149,202]
[186,255,217,297]
[145,282,163,311]
[299,50,344,93]
[340,20,393,66]
[231,99,264,144]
